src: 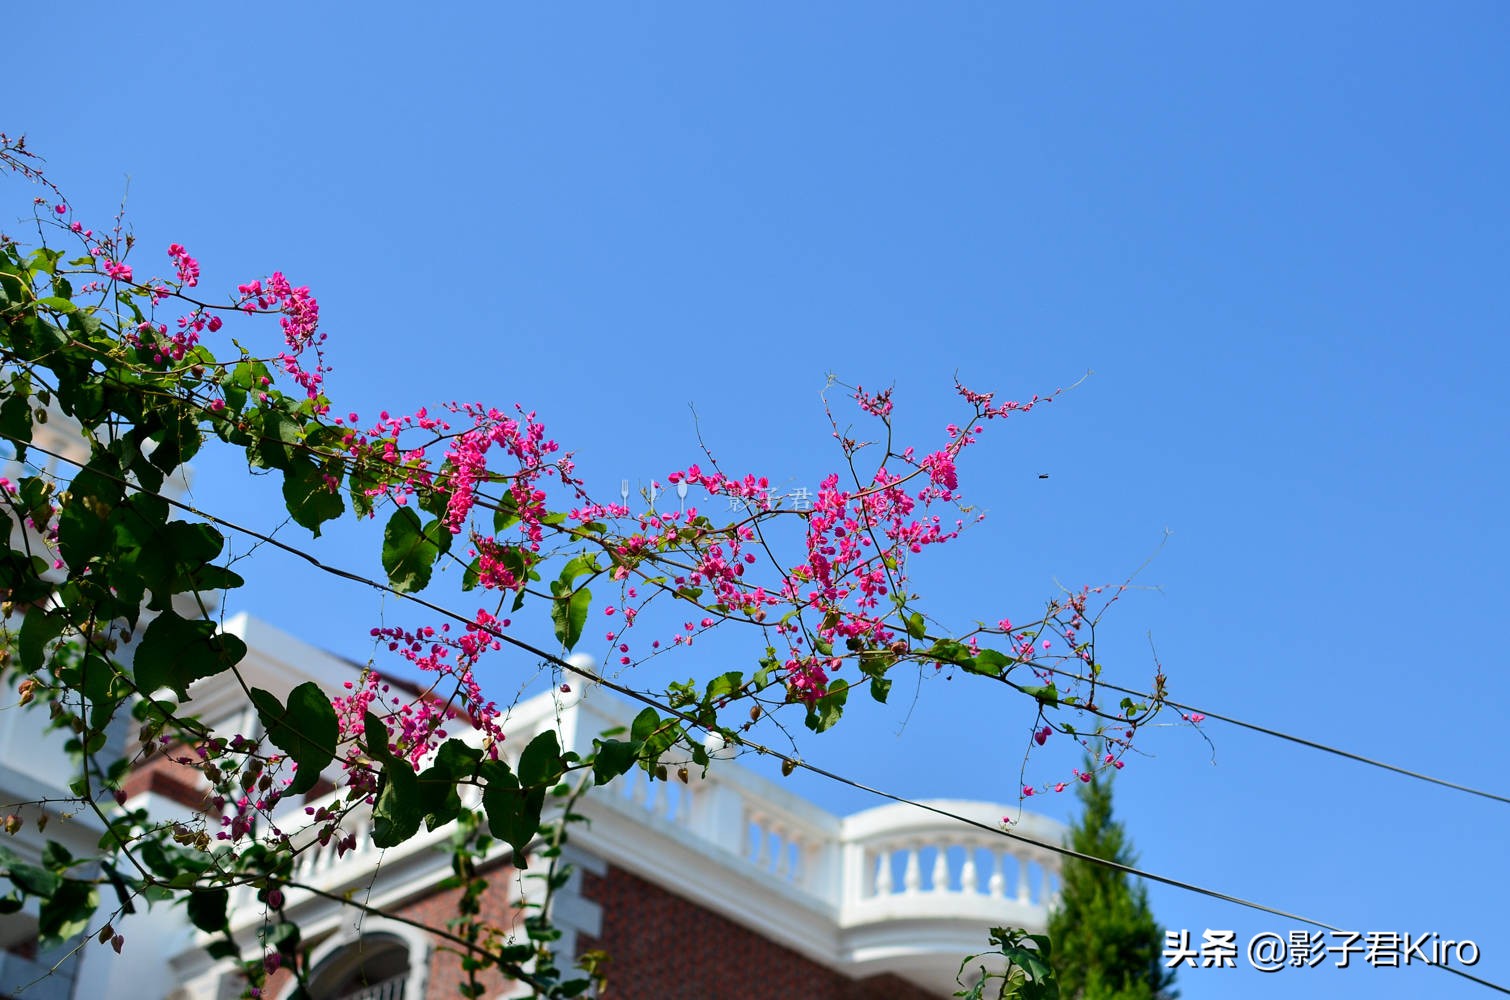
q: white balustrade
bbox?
[219,688,1063,946]
[741,809,820,890]
[856,839,1055,905]
[836,800,1063,934]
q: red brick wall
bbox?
[392,859,525,997]
[121,744,210,811]
[275,857,944,998]
[576,865,943,1000]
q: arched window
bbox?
[305,933,413,1000]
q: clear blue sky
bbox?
[9,4,1510,997]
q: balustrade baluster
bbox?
[1016,856,1031,903]
[931,844,950,893]
[961,848,978,894]
[903,846,922,894]
[988,851,1005,898]
[875,850,893,895]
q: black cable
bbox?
[1041,666,1510,806]
[6,434,1508,995]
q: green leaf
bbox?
[186,888,229,934]
[184,564,245,593]
[205,939,240,961]
[371,758,422,848]
[905,611,928,640]
[347,465,378,520]
[6,861,61,898]
[630,708,660,743]
[417,739,483,830]
[40,841,73,869]
[555,553,599,587]
[0,551,50,611]
[591,738,640,786]
[0,391,33,462]
[479,760,544,864]
[18,607,66,673]
[493,488,520,532]
[804,678,849,733]
[56,460,124,569]
[966,648,1012,678]
[16,476,55,531]
[148,406,203,475]
[28,247,60,275]
[868,676,892,703]
[139,842,179,880]
[37,880,95,949]
[703,671,743,703]
[381,508,447,593]
[364,713,393,762]
[1022,683,1059,709]
[517,730,565,788]
[418,486,452,519]
[159,520,224,567]
[134,611,246,698]
[549,582,590,652]
[281,456,345,537]
[925,639,972,666]
[246,407,299,471]
[421,743,480,821]
[250,682,338,796]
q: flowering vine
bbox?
[0,135,1172,999]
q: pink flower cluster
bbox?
[441,403,564,541]
[334,610,511,771]
[237,272,328,399]
[167,243,199,287]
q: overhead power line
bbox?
[5,434,1509,995]
[1042,666,1510,806]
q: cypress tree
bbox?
[1046,760,1178,1000]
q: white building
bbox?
[5,613,1062,1000]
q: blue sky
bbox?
[9,4,1510,997]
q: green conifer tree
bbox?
[1046,760,1178,1000]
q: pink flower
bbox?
[167,243,200,286]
